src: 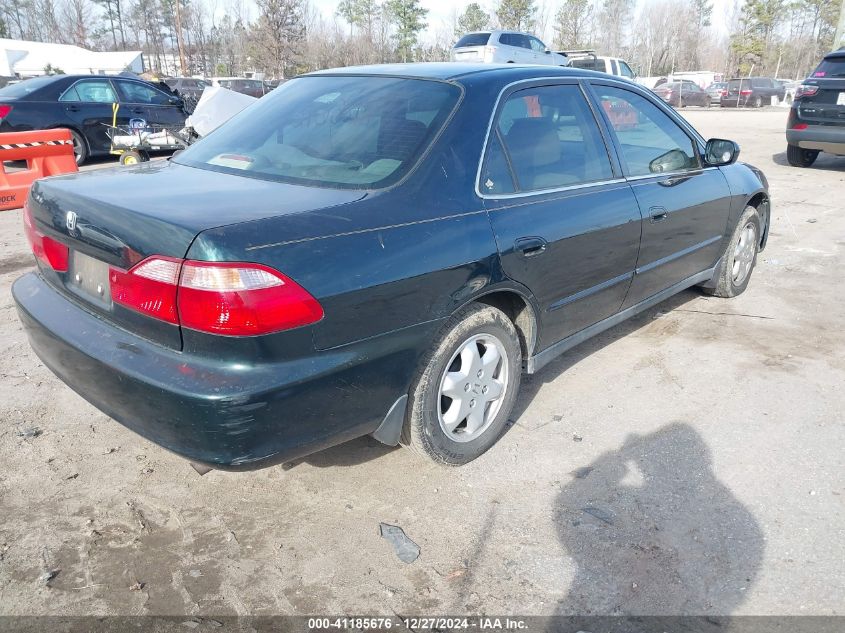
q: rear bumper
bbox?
[786,125,845,155]
[13,272,434,470]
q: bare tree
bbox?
[251,0,306,78]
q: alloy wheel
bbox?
[732,222,758,285]
[437,333,509,443]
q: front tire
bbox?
[401,304,522,466]
[702,205,761,298]
[786,144,819,167]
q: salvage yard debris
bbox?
[379,523,420,563]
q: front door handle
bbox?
[514,237,548,257]
[649,206,669,223]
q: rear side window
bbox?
[813,57,845,78]
[480,84,613,194]
[455,33,490,48]
[177,76,461,189]
[592,85,699,177]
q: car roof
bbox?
[306,62,596,82]
[824,48,845,59]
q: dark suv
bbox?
[721,77,785,108]
[786,48,845,167]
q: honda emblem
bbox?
[65,211,77,232]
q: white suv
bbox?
[451,31,570,67]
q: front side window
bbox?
[177,76,461,189]
[116,81,171,105]
[592,85,699,176]
[619,62,635,78]
[59,80,117,103]
[528,36,546,52]
[480,84,613,194]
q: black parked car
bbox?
[786,48,845,167]
[0,74,188,164]
[721,77,785,108]
[14,64,770,470]
[163,77,210,112]
[653,81,710,107]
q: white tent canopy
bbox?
[0,38,143,77]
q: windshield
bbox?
[176,75,462,189]
[813,57,845,78]
[455,33,491,48]
[0,75,57,98]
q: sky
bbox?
[304,0,738,45]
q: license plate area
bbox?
[67,251,112,308]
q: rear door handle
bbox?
[514,237,548,257]
[649,206,669,223]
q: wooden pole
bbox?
[174,0,188,76]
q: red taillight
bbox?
[794,84,819,99]
[109,257,323,335]
[740,89,752,95]
[792,122,809,130]
[23,203,69,272]
[110,257,181,324]
[0,104,11,120]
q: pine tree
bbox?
[495,0,537,32]
[457,2,490,36]
[385,0,428,62]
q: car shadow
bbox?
[290,289,702,469]
[552,422,764,616]
[772,151,845,170]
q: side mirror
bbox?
[168,95,183,106]
[545,48,551,54]
[704,138,740,166]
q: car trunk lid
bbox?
[26,160,365,349]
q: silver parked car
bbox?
[451,31,570,67]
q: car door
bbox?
[479,81,643,351]
[587,81,731,308]
[114,79,185,129]
[527,36,549,65]
[58,79,120,154]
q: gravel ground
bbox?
[0,109,843,618]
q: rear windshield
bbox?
[812,57,845,78]
[176,75,461,189]
[0,75,57,98]
[570,58,602,71]
[455,33,491,48]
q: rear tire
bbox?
[753,95,764,108]
[702,205,761,298]
[401,304,522,466]
[66,129,87,165]
[786,144,819,168]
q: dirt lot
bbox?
[0,109,843,618]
